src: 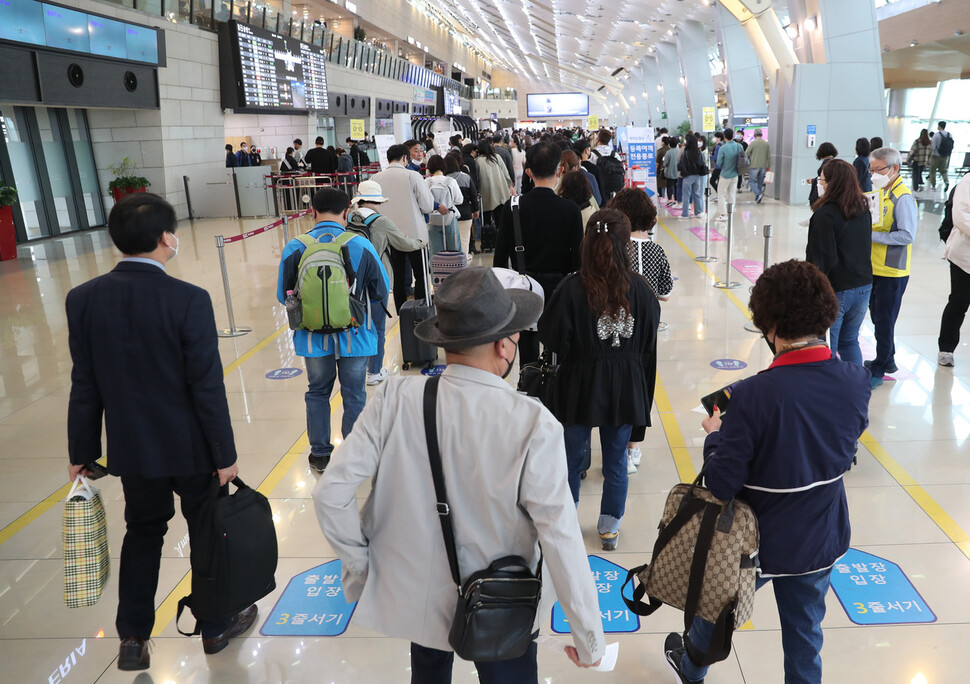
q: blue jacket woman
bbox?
[665,259,870,684]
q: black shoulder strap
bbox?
[423,376,462,590]
[510,195,526,274]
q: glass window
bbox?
[65,110,104,228]
[34,108,78,233]
[192,0,213,29]
[1,108,46,240]
[936,79,970,121]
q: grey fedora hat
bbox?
[415,267,543,348]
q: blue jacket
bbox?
[703,349,870,576]
[236,150,251,167]
[277,221,390,358]
[581,167,602,205]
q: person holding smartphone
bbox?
[664,260,870,684]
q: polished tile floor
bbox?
[0,183,966,683]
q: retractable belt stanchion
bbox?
[714,202,741,289]
[215,234,253,338]
[214,208,313,337]
[744,223,773,333]
[694,185,718,263]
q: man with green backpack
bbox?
[277,188,390,472]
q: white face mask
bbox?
[817,182,825,196]
[698,141,704,149]
[871,172,891,189]
[168,232,179,257]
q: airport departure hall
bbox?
[2,0,970,681]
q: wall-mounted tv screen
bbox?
[526,92,589,118]
[0,0,160,64]
[219,21,330,113]
[438,85,461,116]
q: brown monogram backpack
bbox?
[622,472,759,667]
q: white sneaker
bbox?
[939,352,955,367]
[627,454,638,474]
[714,215,728,223]
[628,447,642,467]
[366,368,389,385]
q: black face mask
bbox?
[764,333,777,356]
[501,337,518,379]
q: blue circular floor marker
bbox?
[266,367,303,380]
[421,364,447,376]
[710,359,747,371]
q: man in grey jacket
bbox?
[315,268,605,681]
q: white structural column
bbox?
[714,3,768,120]
[769,0,889,203]
[639,56,666,129]
[676,21,717,133]
[655,42,690,131]
[625,65,652,128]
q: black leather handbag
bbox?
[423,376,542,662]
[516,351,558,410]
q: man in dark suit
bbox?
[303,136,338,174]
[225,144,237,168]
[66,193,256,671]
[493,142,584,364]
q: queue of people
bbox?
[69,121,968,683]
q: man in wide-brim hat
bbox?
[314,267,605,680]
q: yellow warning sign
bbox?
[350,119,366,140]
[588,114,599,131]
[702,107,716,133]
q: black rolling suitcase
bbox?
[400,246,437,370]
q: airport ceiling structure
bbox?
[411,0,728,94]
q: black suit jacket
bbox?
[66,261,237,478]
[492,187,583,288]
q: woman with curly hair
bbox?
[664,259,870,684]
[538,208,660,550]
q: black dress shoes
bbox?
[118,637,150,671]
[202,604,258,655]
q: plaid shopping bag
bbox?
[63,476,110,608]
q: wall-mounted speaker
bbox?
[124,71,138,92]
[67,63,84,88]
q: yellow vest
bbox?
[871,177,913,278]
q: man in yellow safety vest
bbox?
[866,147,919,388]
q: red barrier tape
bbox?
[220,209,313,244]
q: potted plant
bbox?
[107,157,150,202]
[0,185,19,261]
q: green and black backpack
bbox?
[293,232,368,333]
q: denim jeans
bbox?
[748,167,767,197]
[675,177,684,203]
[429,216,461,256]
[939,261,970,353]
[410,638,538,684]
[680,568,831,684]
[681,175,705,216]
[563,424,633,535]
[304,354,369,458]
[829,284,872,365]
[368,298,388,374]
[868,275,909,377]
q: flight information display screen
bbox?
[0,0,160,64]
[440,86,461,116]
[526,93,590,118]
[223,21,329,112]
